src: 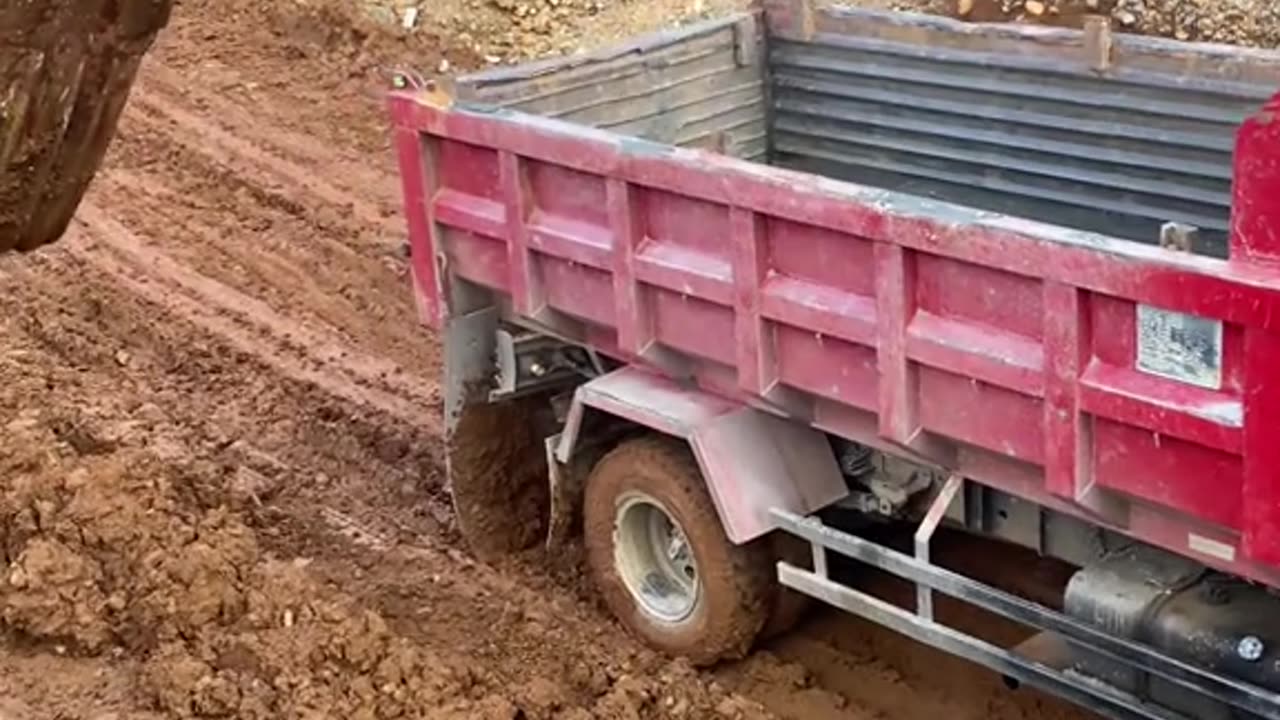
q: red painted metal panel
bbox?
[389,89,1280,586]
[1234,96,1280,566]
[501,152,538,316]
[391,128,440,325]
[437,140,500,201]
[527,161,610,228]
[607,179,647,355]
[1232,94,1280,265]
[1087,294,1246,395]
[395,94,1280,330]
[760,276,877,346]
[641,187,732,257]
[906,311,1045,397]
[651,291,736,366]
[1079,362,1243,453]
[875,243,918,446]
[527,214,613,270]
[916,254,1045,341]
[917,366,1045,464]
[442,229,508,290]
[1093,418,1243,530]
[434,190,506,240]
[634,243,735,305]
[541,259,616,326]
[1242,328,1280,564]
[774,324,879,410]
[767,217,876,297]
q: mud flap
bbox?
[557,366,848,544]
[447,396,550,562]
[545,434,575,549]
[443,305,553,562]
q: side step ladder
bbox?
[770,475,1280,720]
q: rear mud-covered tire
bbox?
[1,0,174,253]
[584,437,772,666]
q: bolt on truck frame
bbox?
[389,2,1280,718]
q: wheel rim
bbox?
[614,493,700,623]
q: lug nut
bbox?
[1238,635,1265,662]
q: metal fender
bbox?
[557,366,848,544]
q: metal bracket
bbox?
[402,75,457,110]
[733,14,761,67]
[1160,222,1203,255]
[489,329,590,402]
[1083,16,1114,73]
[913,474,963,621]
[545,433,576,549]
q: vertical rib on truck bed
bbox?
[388,87,1280,586]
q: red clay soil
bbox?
[0,1,1109,719]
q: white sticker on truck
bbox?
[1136,304,1223,390]
[1188,532,1236,563]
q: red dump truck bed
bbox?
[389,77,1280,585]
[390,6,1280,718]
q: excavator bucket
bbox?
[1,0,173,254]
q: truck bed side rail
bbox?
[388,86,1280,585]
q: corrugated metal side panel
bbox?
[457,13,768,161]
[769,10,1280,256]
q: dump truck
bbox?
[389,1,1280,718]
[1,0,173,254]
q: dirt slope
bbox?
[898,0,1280,46]
[6,0,1255,718]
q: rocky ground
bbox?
[364,0,750,63]
[363,0,1279,67]
[944,0,1280,45]
[0,0,1273,718]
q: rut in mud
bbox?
[1,0,1231,718]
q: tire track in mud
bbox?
[136,64,404,206]
[126,75,404,240]
[65,203,443,436]
[98,75,439,372]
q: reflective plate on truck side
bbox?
[1136,304,1224,390]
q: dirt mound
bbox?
[0,428,510,719]
[218,0,1280,85]
[0,446,249,655]
[297,0,747,66]
[142,566,505,720]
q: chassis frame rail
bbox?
[771,506,1280,720]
